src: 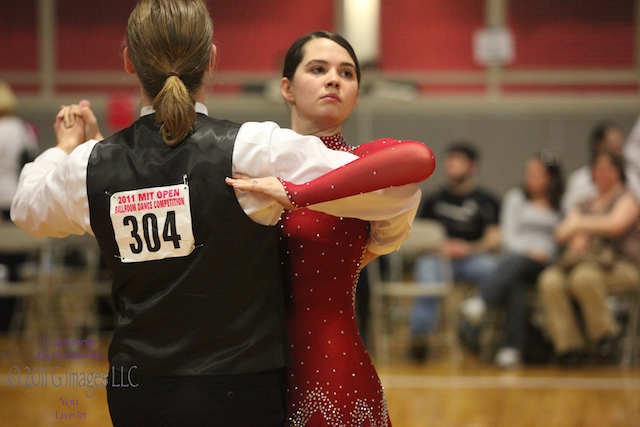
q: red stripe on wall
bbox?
[1,0,38,71]
[380,0,485,70]
[508,0,635,68]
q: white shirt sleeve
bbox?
[233,122,358,225]
[500,188,526,253]
[233,121,424,245]
[367,203,420,255]
[11,140,98,238]
[304,183,422,254]
[14,119,421,243]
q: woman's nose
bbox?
[326,71,340,88]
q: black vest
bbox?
[86,114,288,375]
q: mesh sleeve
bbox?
[281,139,435,207]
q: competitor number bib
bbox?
[110,182,195,263]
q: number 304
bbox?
[123,211,181,253]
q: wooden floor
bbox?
[381,357,640,427]
[0,335,638,427]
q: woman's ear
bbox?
[280,77,294,103]
[123,47,136,75]
[206,44,218,72]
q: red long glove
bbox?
[280,138,435,207]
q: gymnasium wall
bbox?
[1,0,639,196]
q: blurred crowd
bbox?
[385,120,640,369]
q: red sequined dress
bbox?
[279,135,434,427]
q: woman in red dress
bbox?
[228,31,434,426]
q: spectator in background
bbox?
[0,80,39,331]
[409,141,501,361]
[562,122,640,212]
[0,80,39,220]
[484,150,564,369]
[623,115,640,182]
[539,150,640,367]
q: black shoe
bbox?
[557,350,587,368]
[409,341,429,362]
[595,335,621,364]
[458,316,480,353]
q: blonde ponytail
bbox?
[126,0,214,146]
[153,75,196,146]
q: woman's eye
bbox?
[310,66,325,74]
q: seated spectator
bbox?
[409,141,501,361]
[539,150,640,367]
[0,80,39,331]
[624,115,640,182]
[562,121,640,213]
[483,150,564,369]
[0,80,39,221]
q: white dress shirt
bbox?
[11,103,420,255]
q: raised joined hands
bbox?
[54,99,104,154]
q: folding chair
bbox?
[0,222,51,337]
[368,219,455,363]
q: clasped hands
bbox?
[54,99,104,154]
[54,99,294,210]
